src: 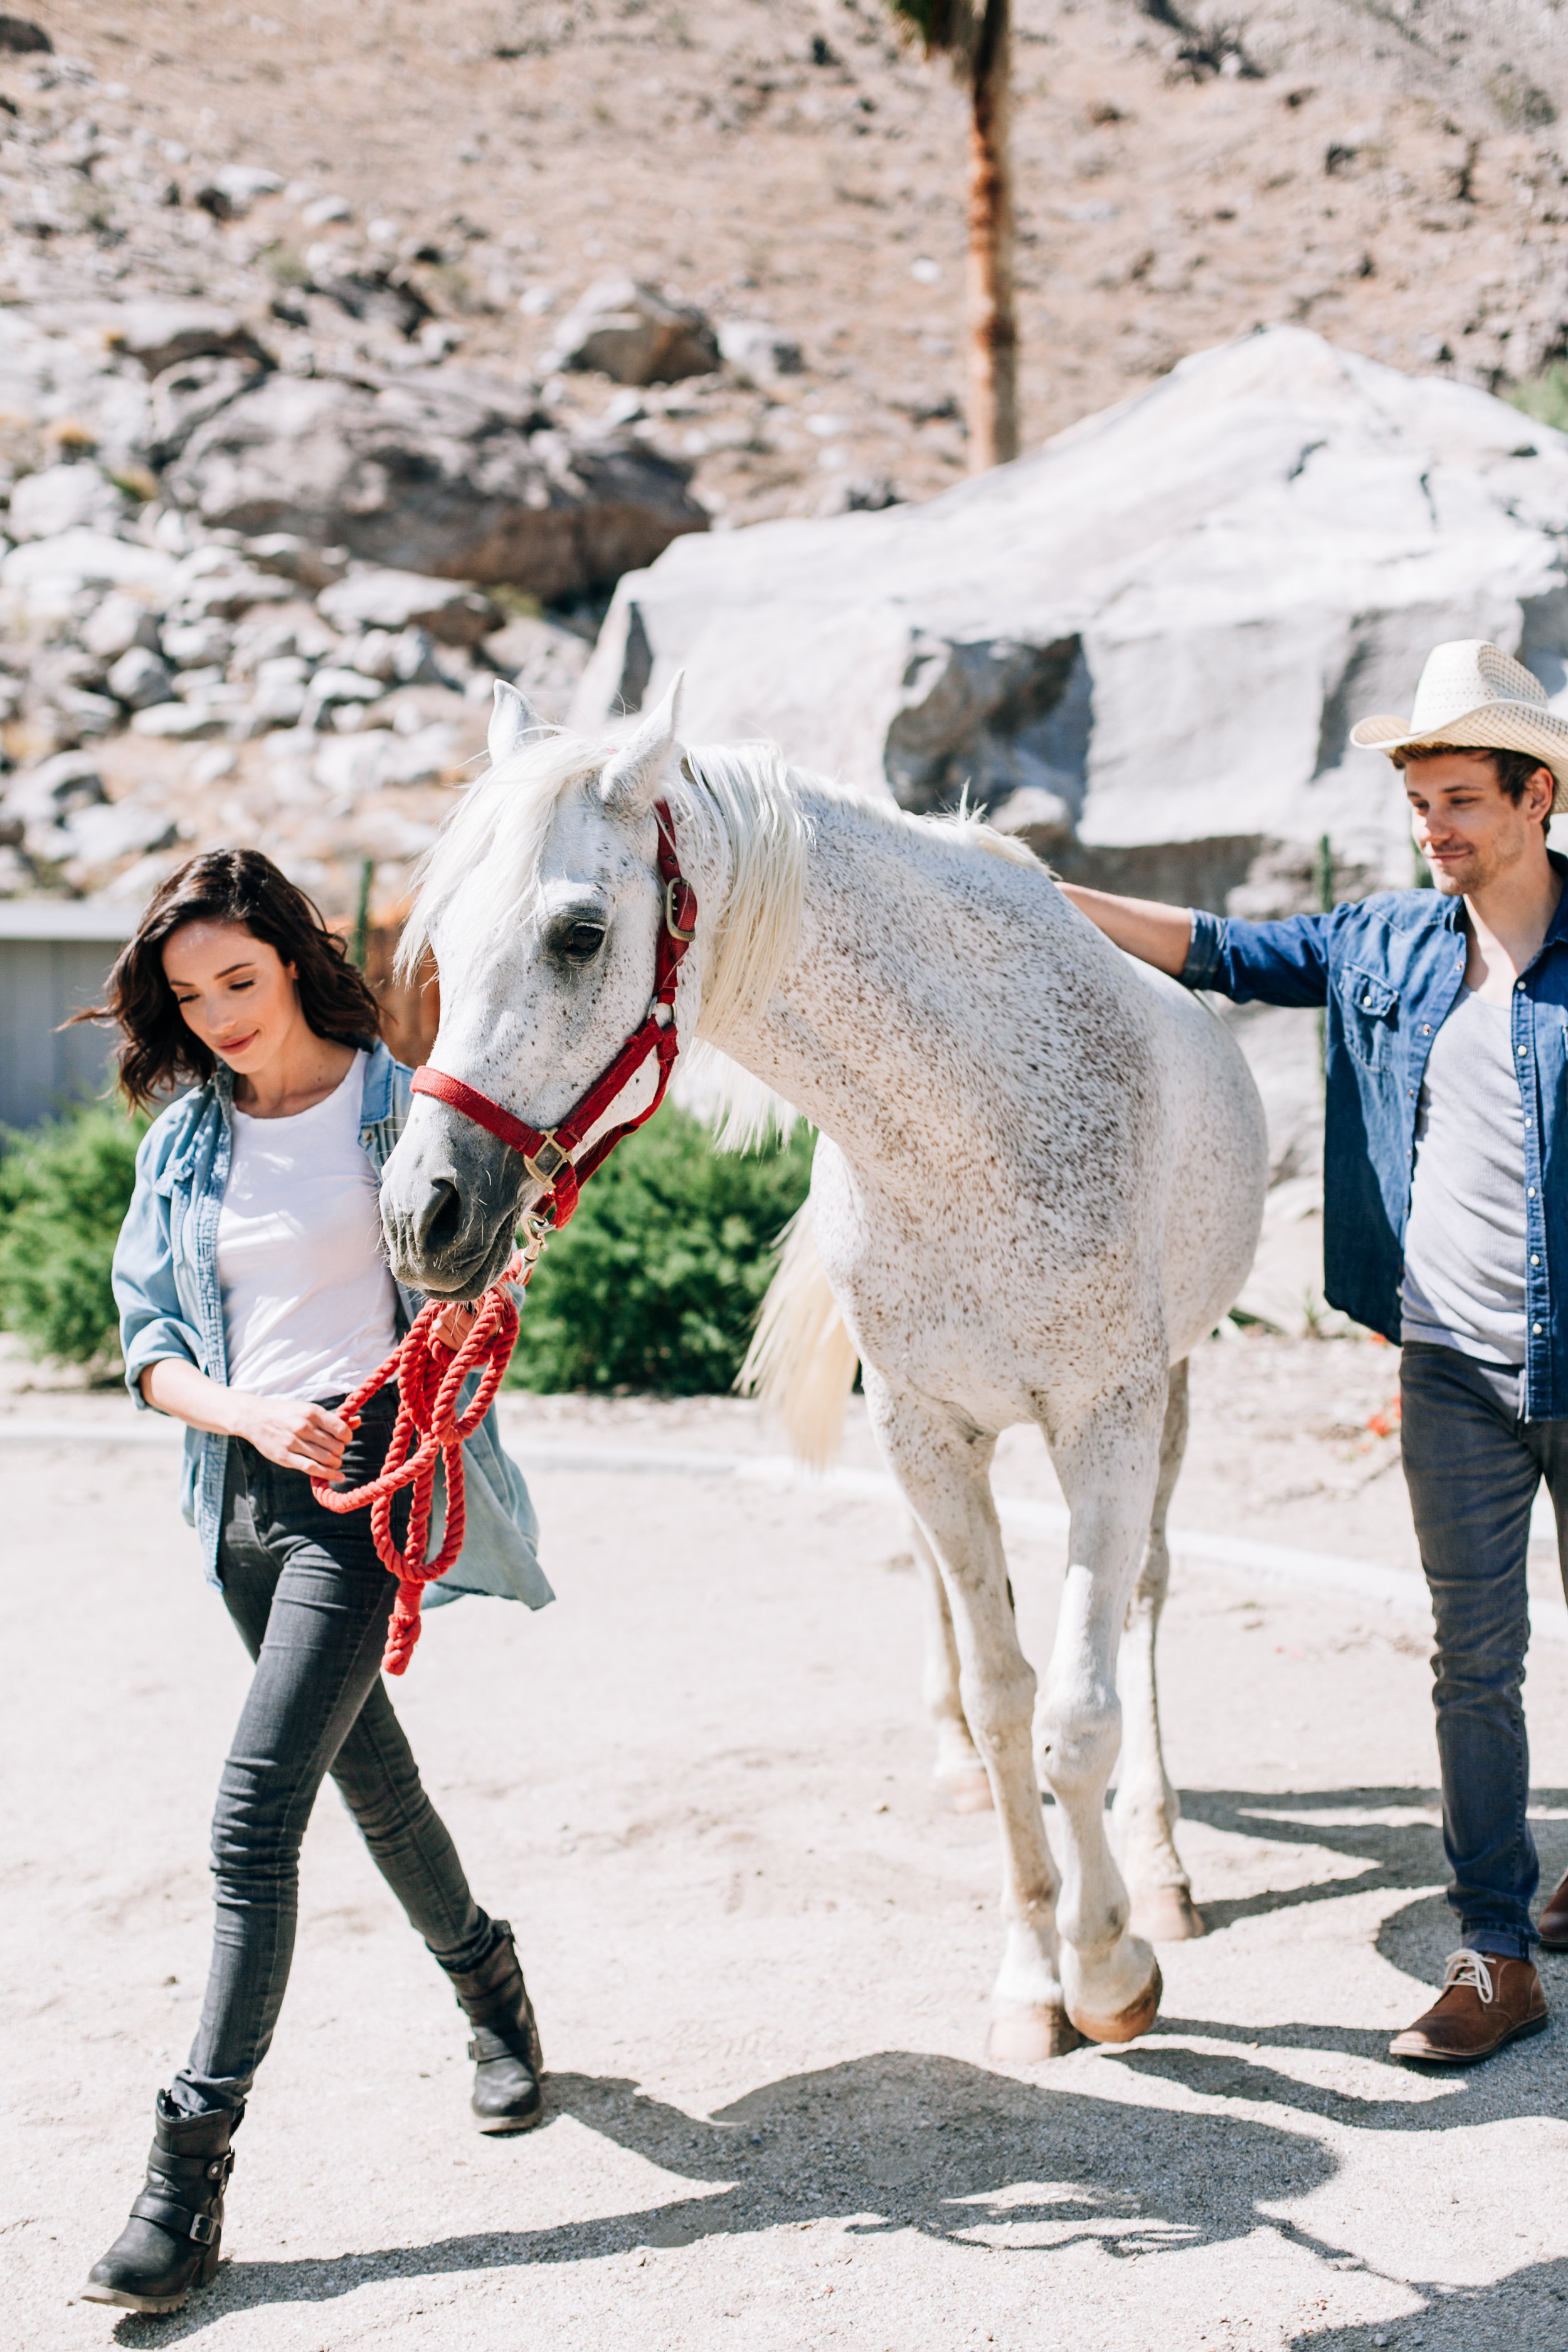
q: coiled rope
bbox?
[311,1284,521,1676]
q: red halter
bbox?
[409,798,697,1232]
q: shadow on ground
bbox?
[110,2048,1333,2338]
[1285,2253,1568,2347]
[107,1787,1568,2339]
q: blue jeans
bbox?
[1401,1342,1568,1961]
[170,1394,495,2116]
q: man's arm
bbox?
[1059,883,1335,1007]
[1057,885,1193,977]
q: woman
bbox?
[83,849,553,2317]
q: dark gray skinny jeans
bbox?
[1401,1340,1568,1961]
[170,1391,495,2117]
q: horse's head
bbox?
[379,675,690,1298]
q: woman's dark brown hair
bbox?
[80,849,382,1109]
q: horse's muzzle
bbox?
[379,1111,523,1298]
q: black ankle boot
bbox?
[82,2092,240,2314]
[445,1919,544,2134]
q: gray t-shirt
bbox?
[1399,983,1528,1367]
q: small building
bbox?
[0,898,438,1134]
[0,899,135,1131]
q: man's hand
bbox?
[232,1394,353,1477]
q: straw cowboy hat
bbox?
[1351,638,1568,814]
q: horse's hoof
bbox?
[1071,1960,1163,2046]
[986,2005,1085,2063]
[938,1766,995,1814]
[1130,1885,1206,1942]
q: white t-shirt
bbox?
[217,1049,400,1401]
[1399,984,1528,1367]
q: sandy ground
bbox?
[6,1334,1568,2351]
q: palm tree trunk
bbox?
[966,0,1017,469]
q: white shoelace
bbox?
[1441,1947,1496,2004]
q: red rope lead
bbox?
[311,1286,520,1675]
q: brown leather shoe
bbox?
[1538,1868,1568,1951]
[1389,1949,1548,2065]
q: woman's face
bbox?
[162,919,303,1076]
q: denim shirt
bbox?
[111,1038,553,1610]
[1181,851,1568,1420]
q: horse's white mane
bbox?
[401,718,1044,1151]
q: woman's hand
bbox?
[140,1357,351,1476]
[230,1394,354,1478]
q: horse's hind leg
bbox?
[1111,1359,1205,1942]
[910,1517,993,1813]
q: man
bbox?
[1060,638,1568,2064]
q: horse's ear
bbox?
[599,673,684,818]
[489,678,544,766]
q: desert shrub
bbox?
[505,1104,814,1394]
[0,1104,147,1368]
[1508,364,1568,435]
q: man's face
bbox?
[1404,752,1555,898]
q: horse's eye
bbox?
[559,921,606,963]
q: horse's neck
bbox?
[708,787,1096,1182]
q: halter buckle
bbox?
[522,1132,572,1189]
[664,874,697,943]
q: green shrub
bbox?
[506,1104,814,1394]
[0,1104,147,1369]
[1507,364,1568,435]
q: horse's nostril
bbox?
[418,1178,467,1258]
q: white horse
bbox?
[379,680,1268,2058]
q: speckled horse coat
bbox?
[379,681,1269,2058]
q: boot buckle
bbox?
[188,2212,219,2245]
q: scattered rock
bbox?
[106,645,175,709]
[718,318,803,384]
[543,277,721,386]
[145,354,267,469]
[165,366,708,595]
[59,798,181,867]
[8,462,129,541]
[3,749,106,824]
[82,592,162,662]
[164,557,295,623]
[0,16,50,52]
[104,301,272,379]
[313,722,462,795]
[0,531,177,608]
[482,610,592,722]
[241,534,349,592]
[129,702,228,739]
[161,617,235,669]
[203,164,284,218]
[300,193,354,228]
[317,566,499,647]
[818,473,901,516]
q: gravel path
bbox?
[5,1336,1568,2350]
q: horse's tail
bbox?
[738,1201,859,1469]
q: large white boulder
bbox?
[573,326,1568,893]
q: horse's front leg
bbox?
[866,1369,1080,2060]
[1038,1374,1168,2044]
[1113,1358,1205,1942]
[909,1517,993,1813]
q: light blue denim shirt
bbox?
[110,1038,551,1613]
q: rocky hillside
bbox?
[5,0,1568,913]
